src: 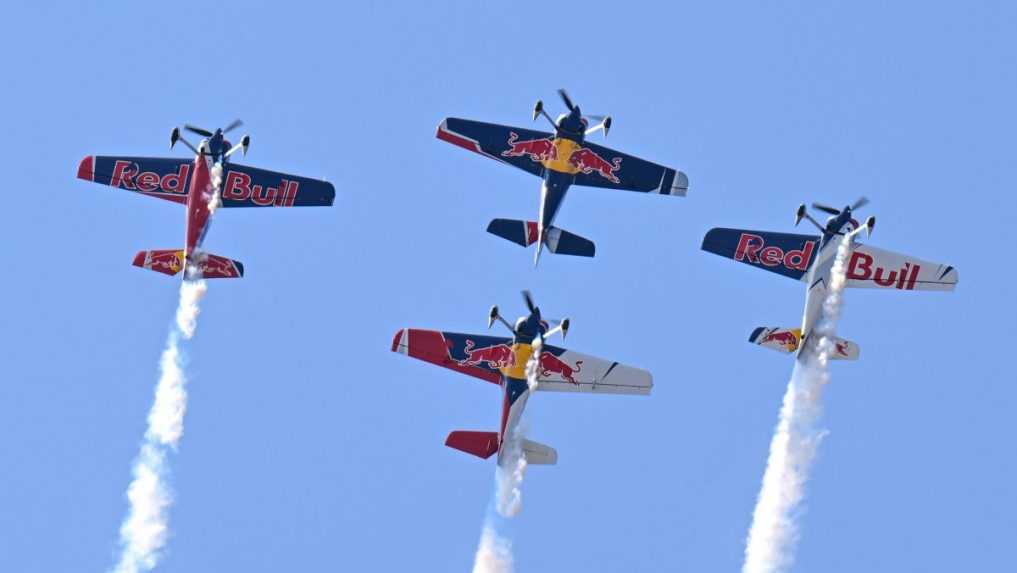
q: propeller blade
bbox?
[223,119,244,133]
[851,196,869,210]
[522,290,536,314]
[812,202,841,216]
[584,114,606,121]
[184,124,214,137]
[558,88,575,111]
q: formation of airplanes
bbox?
[77,91,959,479]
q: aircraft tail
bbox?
[445,431,499,459]
[486,219,595,258]
[132,250,244,279]
[749,326,859,360]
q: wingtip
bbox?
[391,328,408,353]
[77,155,95,181]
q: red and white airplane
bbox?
[392,291,652,468]
[702,198,959,360]
[77,121,334,279]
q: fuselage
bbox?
[493,312,547,466]
[534,110,588,255]
[184,152,214,261]
[797,210,859,358]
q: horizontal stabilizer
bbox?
[486,219,595,257]
[132,250,185,276]
[749,326,859,360]
[544,226,595,257]
[487,218,539,247]
[132,250,243,279]
[445,431,499,459]
[521,439,557,465]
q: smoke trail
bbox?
[742,235,853,573]
[471,343,544,572]
[111,279,207,573]
[472,521,515,573]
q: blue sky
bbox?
[1,1,1014,571]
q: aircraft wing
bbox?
[569,140,688,196]
[217,163,335,207]
[534,344,652,395]
[391,328,511,385]
[845,244,958,291]
[78,155,192,204]
[701,228,821,281]
[436,117,551,178]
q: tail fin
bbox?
[486,219,595,257]
[749,326,859,360]
[132,250,244,279]
[445,431,499,459]
[521,439,557,465]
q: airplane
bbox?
[436,89,690,264]
[76,120,335,279]
[701,198,959,360]
[391,291,652,468]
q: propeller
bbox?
[522,290,537,314]
[184,124,214,137]
[811,202,841,216]
[184,119,244,138]
[851,196,869,210]
[558,88,576,112]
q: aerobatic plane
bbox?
[391,292,652,467]
[701,199,959,360]
[76,121,334,279]
[436,89,689,264]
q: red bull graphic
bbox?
[835,341,850,357]
[539,352,582,385]
[456,339,515,369]
[111,160,190,195]
[501,132,557,162]
[222,171,300,206]
[762,330,799,351]
[847,251,920,290]
[567,148,622,183]
[148,251,183,274]
[735,233,815,272]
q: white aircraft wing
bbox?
[534,345,653,395]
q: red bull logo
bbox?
[735,233,815,272]
[456,340,514,369]
[222,171,300,206]
[847,252,920,290]
[539,352,582,385]
[835,341,850,357]
[148,250,183,274]
[762,330,799,351]
[567,148,622,183]
[111,160,189,195]
[501,133,557,162]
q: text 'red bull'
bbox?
[111,160,190,194]
[735,233,815,272]
[847,251,920,290]
[222,171,300,206]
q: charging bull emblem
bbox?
[539,352,583,385]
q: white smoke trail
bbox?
[742,235,853,573]
[472,521,515,573]
[471,343,544,572]
[110,280,207,573]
